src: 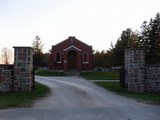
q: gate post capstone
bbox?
[13,47,33,92]
[125,48,145,92]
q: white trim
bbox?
[82,62,89,64]
[63,45,82,51]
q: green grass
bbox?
[36,70,66,76]
[0,82,50,109]
[80,71,119,80]
[96,82,160,105]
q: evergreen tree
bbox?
[139,12,160,64]
[32,36,44,68]
[32,36,44,54]
[94,50,105,68]
[111,28,139,66]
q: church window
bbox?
[83,52,89,63]
[55,52,61,63]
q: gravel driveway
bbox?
[0,76,160,120]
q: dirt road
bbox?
[0,76,160,120]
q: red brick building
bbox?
[49,36,94,71]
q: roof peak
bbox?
[68,36,76,39]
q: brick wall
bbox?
[49,36,94,71]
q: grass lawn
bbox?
[0,82,50,109]
[80,71,119,80]
[36,70,66,76]
[96,82,160,105]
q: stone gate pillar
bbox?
[125,48,145,92]
[13,47,33,92]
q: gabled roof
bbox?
[70,36,92,47]
[53,36,92,48]
[63,45,82,51]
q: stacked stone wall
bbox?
[145,65,160,92]
[125,48,160,93]
[125,48,145,92]
[0,46,33,92]
[13,47,33,92]
[0,65,14,92]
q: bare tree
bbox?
[1,47,13,64]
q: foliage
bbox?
[1,47,13,64]
[110,28,139,66]
[94,50,107,67]
[42,53,50,67]
[32,36,44,54]
[95,12,160,67]
[32,36,46,67]
[80,71,119,80]
[94,28,139,67]
[94,49,116,68]
[0,82,50,109]
[96,82,160,104]
[36,70,66,76]
[139,12,160,64]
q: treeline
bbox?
[94,12,160,68]
[33,12,160,69]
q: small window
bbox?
[18,53,26,59]
[55,52,61,63]
[83,52,89,64]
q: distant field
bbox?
[80,71,119,80]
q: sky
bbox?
[0,0,160,62]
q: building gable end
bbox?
[63,45,82,51]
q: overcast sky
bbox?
[0,0,160,56]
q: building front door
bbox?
[67,50,77,69]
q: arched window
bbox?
[55,52,61,63]
[83,52,89,63]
